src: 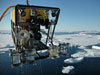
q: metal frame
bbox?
[14,4,60,46]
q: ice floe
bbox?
[71,48,100,57]
[92,46,100,50]
[64,57,84,64]
[62,66,74,73]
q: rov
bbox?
[0,1,69,67]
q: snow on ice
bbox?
[64,57,84,64]
[0,30,100,74]
[62,66,74,74]
[92,46,100,50]
[0,30,14,53]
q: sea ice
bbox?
[64,57,84,64]
[62,66,74,73]
[92,46,100,50]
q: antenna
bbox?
[26,0,29,5]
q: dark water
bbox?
[0,51,100,75]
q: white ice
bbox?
[54,31,100,46]
[92,46,100,50]
[71,49,100,57]
[0,30,100,74]
[64,57,84,64]
[62,66,74,74]
[0,30,100,57]
[0,30,14,52]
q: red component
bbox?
[22,25,29,31]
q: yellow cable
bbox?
[0,5,15,21]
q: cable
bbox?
[4,11,10,18]
[0,5,15,21]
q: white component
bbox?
[49,45,59,58]
[12,53,21,65]
[17,30,30,46]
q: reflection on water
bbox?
[0,51,66,75]
[0,51,100,75]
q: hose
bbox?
[0,5,15,21]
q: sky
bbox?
[0,0,100,31]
